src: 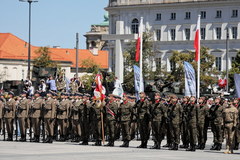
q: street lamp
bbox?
[19,0,38,79]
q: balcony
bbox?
[109,0,232,7]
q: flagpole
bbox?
[197,15,201,99]
[139,17,143,92]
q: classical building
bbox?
[0,33,108,83]
[84,13,109,53]
[106,0,240,76]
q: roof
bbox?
[0,33,108,69]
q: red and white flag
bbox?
[218,78,227,88]
[135,18,143,62]
[94,74,106,101]
[194,16,201,62]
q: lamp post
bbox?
[19,0,38,79]
[226,27,229,93]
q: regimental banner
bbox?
[184,61,196,97]
[133,65,144,100]
[234,74,240,98]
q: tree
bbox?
[229,50,240,88]
[81,58,100,74]
[33,47,57,68]
[163,47,218,93]
[123,32,156,92]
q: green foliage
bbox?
[123,32,156,91]
[81,58,100,74]
[229,50,240,87]
[33,47,57,68]
[81,74,95,92]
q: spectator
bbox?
[39,79,47,97]
[46,75,57,92]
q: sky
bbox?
[0,0,108,49]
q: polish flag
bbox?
[135,18,143,62]
[218,78,227,88]
[194,16,201,62]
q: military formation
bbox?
[0,90,240,154]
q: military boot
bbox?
[94,140,102,146]
[200,143,205,150]
[169,143,178,150]
[79,140,89,145]
[48,136,53,143]
[163,143,170,148]
[120,141,129,147]
[6,134,13,141]
[33,135,40,142]
[104,141,113,147]
[43,136,50,143]
[210,143,217,150]
[186,144,196,151]
[195,144,201,149]
[234,143,239,150]
[216,143,222,151]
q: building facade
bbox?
[106,0,240,75]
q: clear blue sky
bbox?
[0,0,108,49]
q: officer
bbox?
[17,91,29,142]
[150,92,167,149]
[70,93,82,142]
[167,94,183,150]
[186,96,199,151]
[79,94,92,145]
[4,91,16,141]
[119,94,132,147]
[136,92,151,148]
[223,100,238,154]
[196,97,209,150]
[209,97,224,150]
[29,91,44,142]
[104,94,118,147]
[57,93,69,141]
[180,96,190,149]
[43,91,56,143]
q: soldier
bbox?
[119,94,132,147]
[17,91,29,142]
[136,92,151,148]
[223,100,238,154]
[29,91,44,142]
[196,97,209,150]
[104,94,118,147]
[167,95,183,150]
[70,93,82,142]
[57,93,69,141]
[0,94,4,134]
[209,97,224,150]
[79,94,92,145]
[92,99,105,146]
[186,96,199,151]
[56,77,66,93]
[129,96,137,140]
[150,92,167,149]
[43,92,56,143]
[180,96,190,149]
[69,78,79,94]
[4,91,16,141]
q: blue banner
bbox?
[234,74,240,98]
[133,65,144,100]
[184,61,196,97]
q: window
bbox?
[156,29,161,41]
[156,13,161,21]
[215,57,222,71]
[170,60,175,71]
[216,27,222,39]
[201,28,206,40]
[232,10,238,18]
[131,18,139,34]
[201,11,206,19]
[231,57,236,67]
[155,58,161,68]
[170,29,176,41]
[171,13,176,20]
[232,27,238,39]
[185,28,190,40]
[216,10,222,18]
[185,12,191,19]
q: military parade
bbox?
[0,74,239,155]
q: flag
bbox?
[135,18,143,62]
[194,15,201,62]
[112,79,124,98]
[218,78,227,88]
[184,61,196,97]
[94,74,106,101]
[234,74,240,98]
[133,65,144,100]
